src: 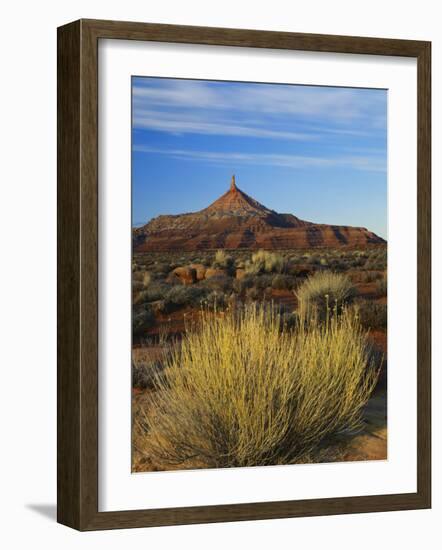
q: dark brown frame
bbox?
[57,18,431,531]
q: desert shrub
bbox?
[355,301,387,330]
[163,285,208,311]
[133,305,156,337]
[233,274,259,294]
[151,262,172,275]
[244,259,261,276]
[199,274,234,293]
[232,275,272,297]
[245,286,261,300]
[348,257,366,268]
[306,254,320,265]
[205,290,228,310]
[132,359,164,389]
[271,273,298,290]
[375,272,387,296]
[133,270,152,287]
[253,274,274,290]
[133,282,172,305]
[327,257,348,271]
[245,250,287,275]
[354,251,368,259]
[287,264,310,278]
[213,250,234,273]
[297,272,355,320]
[133,280,144,292]
[133,290,149,306]
[281,311,299,330]
[288,253,303,264]
[333,258,350,270]
[365,248,387,271]
[136,305,379,469]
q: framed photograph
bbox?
[57,19,431,530]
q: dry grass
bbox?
[213,249,234,271]
[354,300,387,330]
[246,250,287,275]
[135,304,379,470]
[375,271,388,296]
[296,271,355,320]
[132,359,164,390]
[133,270,152,287]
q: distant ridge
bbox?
[133,175,385,251]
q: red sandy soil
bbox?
[134,290,297,345]
[368,329,387,355]
[354,282,380,299]
[339,393,387,462]
[270,289,297,309]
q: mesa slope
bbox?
[133,176,385,252]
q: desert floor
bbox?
[131,246,387,471]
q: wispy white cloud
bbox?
[133,145,386,173]
[133,81,218,109]
[133,109,315,140]
[133,80,385,121]
[132,79,387,141]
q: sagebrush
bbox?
[245,250,287,275]
[296,271,355,320]
[136,304,379,469]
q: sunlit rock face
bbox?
[133,176,385,252]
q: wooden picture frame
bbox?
[57,18,431,531]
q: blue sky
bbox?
[132,77,387,239]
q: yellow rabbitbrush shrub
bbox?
[245,249,287,275]
[137,304,379,469]
[296,271,355,321]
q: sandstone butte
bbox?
[133,176,386,252]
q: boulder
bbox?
[171,266,197,285]
[205,268,227,279]
[189,263,207,281]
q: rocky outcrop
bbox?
[205,268,228,279]
[189,263,207,281]
[133,176,385,252]
[170,266,197,285]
